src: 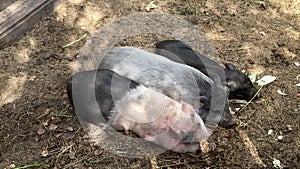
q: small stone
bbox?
[41,150,49,157]
[44,50,54,59]
[37,128,46,135]
[94,149,102,156]
[55,133,62,138]
[67,127,74,132]
[104,2,110,8]
[294,61,300,67]
[9,164,16,168]
[62,93,68,99]
[267,129,273,135]
[277,135,283,140]
[259,31,266,36]
[273,158,282,169]
[49,124,58,131]
[42,119,50,126]
[3,59,9,66]
[287,125,293,131]
[28,75,37,82]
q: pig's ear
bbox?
[225,63,237,70]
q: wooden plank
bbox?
[0,0,17,11]
[0,0,61,49]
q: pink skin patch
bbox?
[110,87,212,153]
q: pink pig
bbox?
[109,85,212,153]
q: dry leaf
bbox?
[277,90,287,96]
[256,75,276,86]
[248,74,257,83]
[145,1,158,12]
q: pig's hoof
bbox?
[219,118,236,128]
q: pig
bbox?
[67,69,211,153]
[155,40,257,101]
[97,47,235,128]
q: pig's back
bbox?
[99,47,213,107]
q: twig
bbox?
[55,114,76,118]
[14,163,49,169]
[71,127,81,139]
[56,144,74,161]
[62,154,90,169]
[62,33,88,48]
[238,85,263,113]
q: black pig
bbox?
[98,47,235,128]
[155,40,257,101]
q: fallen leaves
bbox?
[256,75,276,86]
[277,90,287,96]
[145,1,158,12]
[273,158,283,169]
[248,73,256,83]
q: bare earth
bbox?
[0,0,299,168]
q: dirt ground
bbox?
[0,0,299,168]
